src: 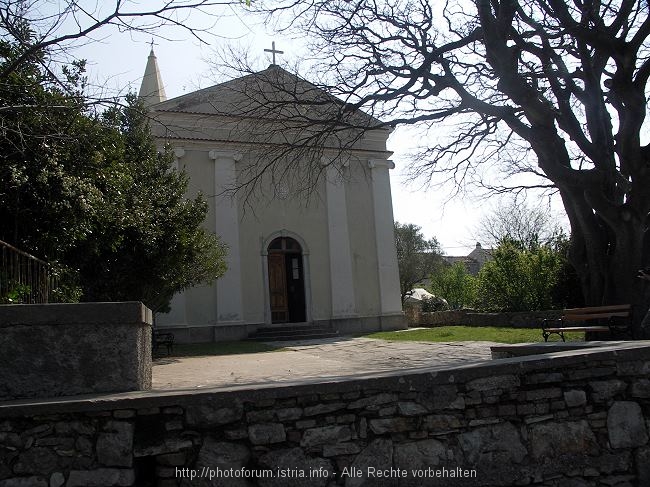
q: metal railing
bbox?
[0,239,55,304]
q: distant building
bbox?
[444,242,493,276]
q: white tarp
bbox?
[404,288,436,303]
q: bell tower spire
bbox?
[138,42,167,107]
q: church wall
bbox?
[345,161,382,320]
[237,176,333,324]
[157,148,220,331]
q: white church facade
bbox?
[139,48,404,342]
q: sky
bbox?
[62,1,568,256]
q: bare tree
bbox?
[0,0,246,83]
[476,197,564,250]
[242,0,650,330]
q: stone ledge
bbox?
[490,341,636,359]
[0,302,152,327]
[2,341,649,418]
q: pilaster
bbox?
[209,150,244,325]
[368,159,402,315]
[324,159,357,318]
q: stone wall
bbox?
[1,342,650,486]
[0,302,152,401]
[416,309,562,328]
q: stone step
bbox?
[248,331,340,342]
[248,324,339,341]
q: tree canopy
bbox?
[256,0,650,330]
[394,222,443,304]
[0,32,227,310]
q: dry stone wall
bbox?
[417,309,562,328]
[1,344,650,486]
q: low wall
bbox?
[417,309,562,328]
[0,302,152,401]
[1,342,650,485]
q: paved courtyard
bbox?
[152,336,497,390]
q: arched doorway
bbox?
[267,237,306,323]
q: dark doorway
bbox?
[268,237,306,323]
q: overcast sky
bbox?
[66,2,567,255]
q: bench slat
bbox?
[544,326,609,332]
[563,312,630,321]
[563,304,631,314]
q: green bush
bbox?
[428,262,477,309]
[475,240,563,312]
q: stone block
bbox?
[423,414,461,431]
[275,407,303,421]
[162,407,184,415]
[0,478,48,487]
[524,372,564,385]
[466,375,520,392]
[295,420,317,430]
[96,421,134,467]
[323,442,361,457]
[137,407,160,416]
[589,380,627,401]
[113,410,136,419]
[49,472,65,487]
[564,390,586,407]
[397,402,428,416]
[369,418,416,435]
[378,406,397,417]
[348,439,394,487]
[529,420,599,460]
[246,410,275,423]
[258,448,332,487]
[525,388,562,401]
[67,469,135,487]
[0,302,152,400]
[336,414,356,424]
[617,360,650,376]
[74,436,93,457]
[13,448,59,475]
[460,422,526,465]
[156,452,187,466]
[348,393,397,410]
[636,446,650,485]
[567,367,615,381]
[394,438,450,471]
[498,404,516,416]
[248,423,286,445]
[301,426,351,449]
[186,401,243,427]
[191,438,250,486]
[631,379,650,398]
[304,403,345,416]
[224,428,248,440]
[607,401,648,449]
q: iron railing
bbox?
[0,239,55,304]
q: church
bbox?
[138,46,404,342]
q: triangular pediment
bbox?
[151,65,382,128]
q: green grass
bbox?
[160,341,284,358]
[365,326,585,344]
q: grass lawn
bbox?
[365,326,585,344]
[160,341,283,358]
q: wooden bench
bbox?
[542,304,632,342]
[153,330,175,354]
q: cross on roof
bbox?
[264,41,284,65]
[149,38,158,50]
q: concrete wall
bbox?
[0,302,152,401]
[2,343,650,485]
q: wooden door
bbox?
[268,253,288,323]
